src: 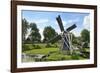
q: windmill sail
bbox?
[56,15,64,32]
[47,35,61,43]
[66,24,77,32]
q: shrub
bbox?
[22,44,30,52]
[45,44,52,48]
[33,45,41,49]
[71,53,80,60]
[32,44,35,47]
[54,44,58,48]
[61,57,66,60]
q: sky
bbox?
[22,10,90,40]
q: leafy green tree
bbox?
[71,33,77,44]
[22,18,29,43]
[29,23,41,43]
[43,26,58,42]
[71,33,81,47]
[81,29,90,43]
[81,29,90,48]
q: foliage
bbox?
[45,43,58,48]
[71,29,90,49]
[25,37,32,44]
[81,48,90,58]
[71,33,82,47]
[43,26,58,42]
[71,53,80,60]
[45,43,52,48]
[22,44,31,52]
[22,43,88,62]
[71,33,77,44]
[32,45,41,49]
[81,29,90,43]
[22,18,29,43]
[29,23,41,43]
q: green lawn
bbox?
[24,47,59,55]
[22,43,89,62]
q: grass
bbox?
[22,43,89,62]
[23,43,59,55]
[46,52,72,61]
[24,47,58,55]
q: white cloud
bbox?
[25,28,31,39]
[39,29,44,40]
[29,19,49,25]
[83,15,90,30]
[66,19,79,24]
[71,30,81,37]
[62,21,67,26]
[61,19,79,31]
[56,29,61,34]
[35,19,49,24]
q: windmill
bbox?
[47,15,77,54]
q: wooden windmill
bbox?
[47,15,77,54]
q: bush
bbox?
[22,44,30,52]
[81,51,90,58]
[71,54,79,60]
[54,44,58,48]
[45,44,52,48]
[33,45,41,49]
[82,42,88,48]
[71,52,80,60]
[61,57,66,60]
[32,44,35,47]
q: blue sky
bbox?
[22,10,90,40]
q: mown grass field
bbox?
[24,47,58,55]
[22,43,89,62]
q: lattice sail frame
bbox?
[60,32,73,54]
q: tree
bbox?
[71,33,76,44]
[29,23,41,43]
[71,33,81,47]
[22,18,29,43]
[81,29,90,43]
[81,29,90,48]
[43,26,58,42]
